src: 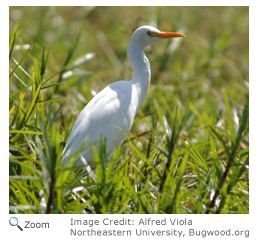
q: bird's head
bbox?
[130,25,186,48]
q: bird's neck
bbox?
[127,43,151,109]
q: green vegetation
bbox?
[9,6,249,214]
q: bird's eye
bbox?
[147,31,152,37]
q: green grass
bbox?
[9,6,249,214]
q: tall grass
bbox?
[9,6,249,214]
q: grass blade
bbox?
[9,32,16,61]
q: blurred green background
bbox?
[9,6,249,136]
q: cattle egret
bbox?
[62,25,185,167]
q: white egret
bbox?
[61,25,185,166]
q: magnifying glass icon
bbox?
[9,217,23,231]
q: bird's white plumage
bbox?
[61,25,185,166]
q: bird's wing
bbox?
[62,81,135,162]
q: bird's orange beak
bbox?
[151,31,186,39]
